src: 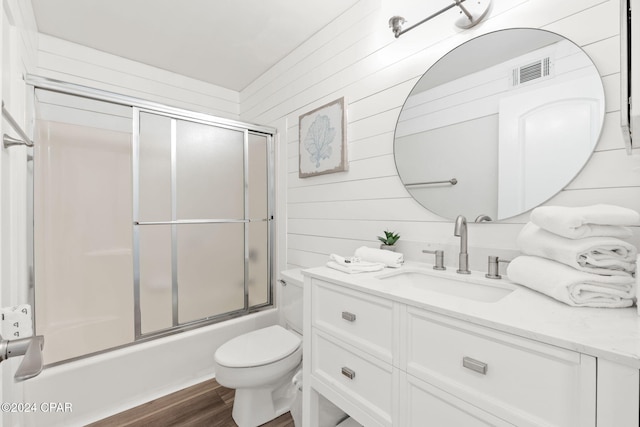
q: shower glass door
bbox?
[34,89,135,364]
[34,87,274,365]
[137,112,258,335]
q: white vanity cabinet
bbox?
[303,274,601,427]
[305,278,400,426]
[401,308,596,427]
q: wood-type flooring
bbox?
[87,378,295,427]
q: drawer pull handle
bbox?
[341,366,356,379]
[341,311,356,322]
[463,357,487,375]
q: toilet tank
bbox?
[280,269,304,334]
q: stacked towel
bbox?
[517,223,637,277]
[327,254,385,274]
[530,204,639,239]
[354,246,404,268]
[507,256,634,308]
[508,205,639,308]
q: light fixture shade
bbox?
[455,0,492,29]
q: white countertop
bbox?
[302,262,640,369]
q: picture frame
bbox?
[298,97,347,178]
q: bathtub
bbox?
[17,309,278,426]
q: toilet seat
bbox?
[214,325,301,368]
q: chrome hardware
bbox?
[389,0,491,38]
[405,178,457,187]
[474,214,492,222]
[454,215,470,274]
[388,16,406,38]
[341,366,356,380]
[2,101,34,148]
[3,134,28,148]
[0,333,45,381]
[485,256,512,279]
[341,311,356,322]
[135,219,250,225]
[422,249,445,270]
[462,356,487,375]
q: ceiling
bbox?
[30,0,359,92]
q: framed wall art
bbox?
[298,97,347,178]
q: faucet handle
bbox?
[485,256,511,279]
[14,336,44,381]
[0,334,45,381]
[422,249,446,270]
[475,214,492,222]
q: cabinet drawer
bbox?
[404,308,596,427]
[402,372,514,427]
[312,279,394,363]
[312,329,393,425]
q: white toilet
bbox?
[214,270,303,427]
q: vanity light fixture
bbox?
[389,0,491,38]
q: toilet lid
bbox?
[215,325,301,368]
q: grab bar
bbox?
[2,101,33,148]
[405,178,457,187]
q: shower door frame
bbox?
[27,75,277,362]
[132,108,275,338]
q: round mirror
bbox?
[394,28,605,221]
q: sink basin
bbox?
[376,268,515,303]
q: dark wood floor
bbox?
[87,378,295,427]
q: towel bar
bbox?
[2,102,33,148]
[405,178,457,187]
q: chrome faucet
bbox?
[454,215,470,274]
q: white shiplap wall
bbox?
[240,0,640,272]
[35,34,240,120]
[1,0,38,422]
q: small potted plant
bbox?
[378,230,400,251]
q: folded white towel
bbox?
[518,222,637,276]
[354,246,404,268]
[637,255,640,316]
[507,255,634,308]
[326,254,385,274]
[530,204,639,239]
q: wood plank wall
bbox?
[1,0,38,305]
[32,0,640,273]
[1,0,38,424]
[239,0,640,272]
[36,34,240,120]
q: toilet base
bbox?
[231,365,299,427]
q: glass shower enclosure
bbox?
[32,84,274,365]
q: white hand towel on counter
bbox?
[326,254,385,274]
[507,255,635,308]
[530,204,639,239]
[354,246,404,268]
[517,222,637,276]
